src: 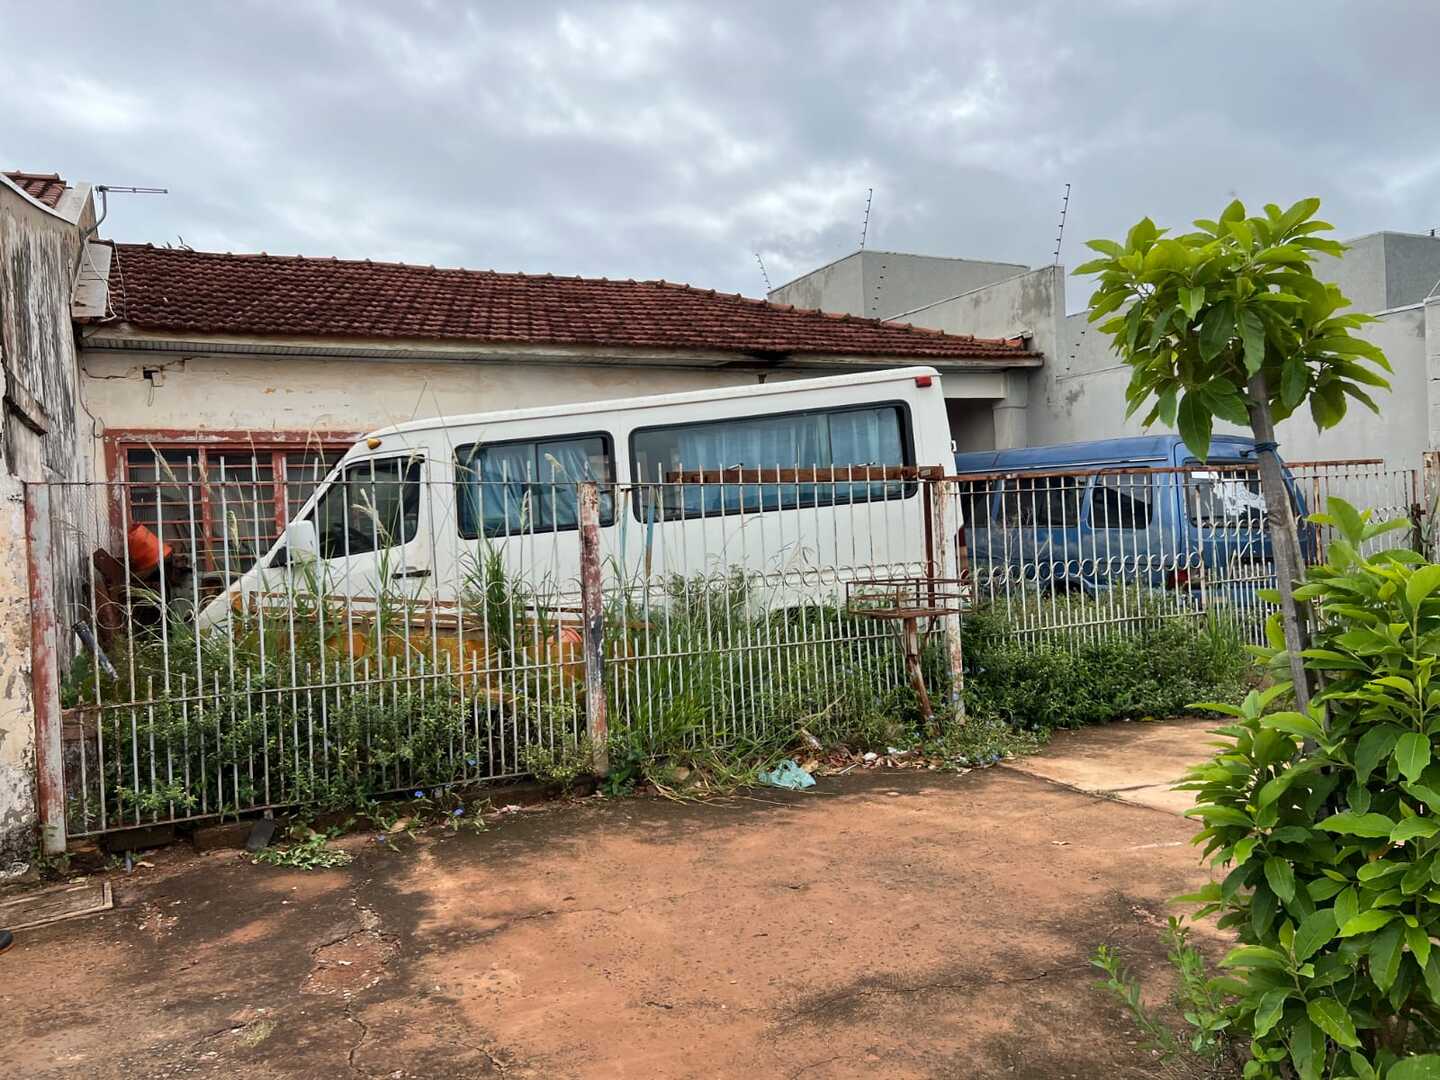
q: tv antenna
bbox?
[754,252,773,293]
[860,188,874,250]
[1052,182,1071,265]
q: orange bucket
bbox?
[126,523,172,575]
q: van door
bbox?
[994,474,1087,594]
[1083,471,1160,592]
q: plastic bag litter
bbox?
[759,759,816,790]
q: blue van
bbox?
[951,434,1311,595]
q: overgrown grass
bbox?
[959,600,1251,729]
[57,561,1250,831]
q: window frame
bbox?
[453,430,616,539]
[107,430,358,574]
[626,399,917,523]
[306,452,426,560]
[1085,470,1157,532]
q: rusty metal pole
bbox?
[578,481,608,777]
[25,483,66,854]
[929,476,965,726]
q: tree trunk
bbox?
[1246,373,1313,713]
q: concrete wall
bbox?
[81,348,1023,471]
[767,254,865,315]
[1313,232,1440,313]
[770,251,1027,319]
[0,178,95,862]
[884,266,1065,451]
[1029,304,1432,467]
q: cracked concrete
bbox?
[5,747,1218,1078]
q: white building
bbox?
[771,234,1440,469]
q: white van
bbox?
[197,366,955,632]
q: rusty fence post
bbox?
[577,481,609,776]
[928,476,965,725]
[24,483,66,854]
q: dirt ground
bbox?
[6,721,1222,1079]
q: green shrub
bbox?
[960,602,1249,729]
[1170,500,1440,1077]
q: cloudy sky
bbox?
[5,1,1438,307]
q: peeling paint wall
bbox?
[0,181,94,860]
[80,354,775,451]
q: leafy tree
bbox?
[1076,199,1391,710]
[1178,501,1440,1078]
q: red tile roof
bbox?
[104,243,1038,364]
[4,171,68,209]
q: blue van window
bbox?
[1089,473,1152,530]
[998,477,1085,529]
[1184,467,1266,525]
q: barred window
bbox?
[121,441,348,575]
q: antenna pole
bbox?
[860,188,874,250]
[754,252,773,294]
[1052,182,1071,266]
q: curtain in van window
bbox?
[635,406,907,519]
[672,413,826,514]
[830,408,904,500]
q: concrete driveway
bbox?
[6,724,1219,1080]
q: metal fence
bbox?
[30,465,955,844]
[22,455,1421,847]
[956,458,1422,646]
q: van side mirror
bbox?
[282,520,320,563]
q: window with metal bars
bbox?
[121,443,348,575]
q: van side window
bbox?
[1184,466,1267,525]
[455,434,615,538]
[997,477,1084,529]
[1090,473,1152,530]
[309,456,423,559]
[630,404,911,520]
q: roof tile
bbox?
[105,243,1038,363]
[4,171,68,209]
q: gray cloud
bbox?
[4,0,1437,303]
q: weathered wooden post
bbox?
[25,483,66,854]
[577,481,608,776]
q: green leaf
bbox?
[1408,922,1433,968]
[1398,733,1433,784]
[1409,565,1440,609]
[1371,922,1405,990]
[1263,711,1325,742]
[1085,238,1125,257]
[1199,301,1235,361]
[1265,856,1296,903]
[1293,909,1337,962]
[1221,944,1289,970]
[1392,816,1440,842]
[1238,307,1266,375]
[1356,727,1402,782]
[1319,812,1396,839]
[1305,997,1360,1048]
[1281,358,1308,409]
[1338,910,1396,936]
[1186,804,1254,827]
[1252,988,1289,1037]
[1177,391,1213,461]
[1179,286,1205,321]
[1390,1056,1440,1080]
